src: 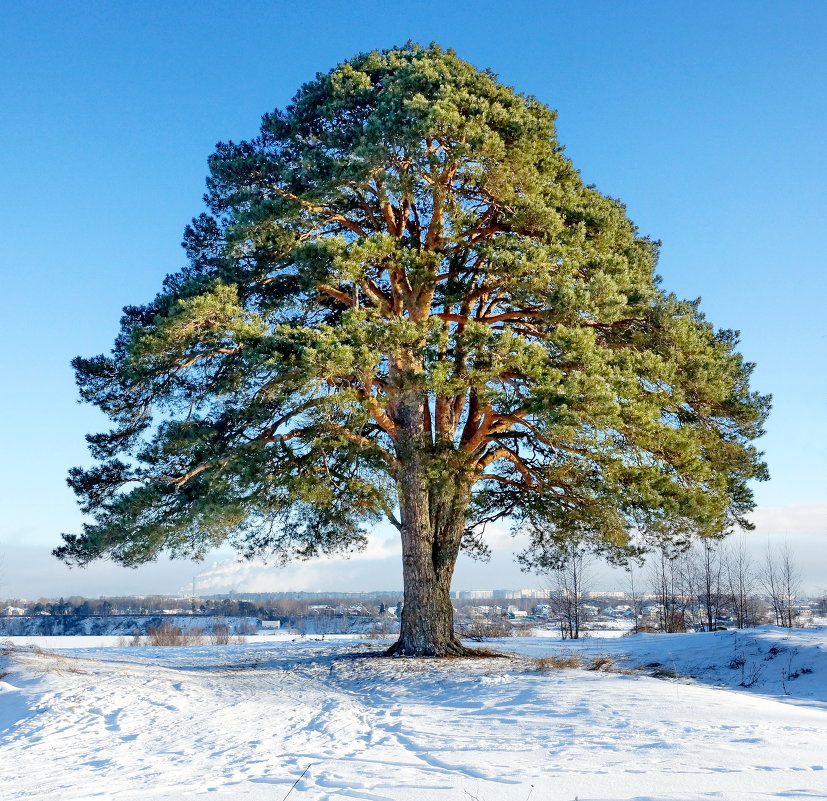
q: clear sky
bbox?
[1,1,825,599]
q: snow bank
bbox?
[500,626,827,704]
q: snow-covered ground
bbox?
[0,632,334,649]
[1,627,825,800]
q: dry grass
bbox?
[588,655,616,671]
[533,652,632,676]
[5,643,85,675]
[534,653,583,671]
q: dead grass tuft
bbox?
[534,653,582,671]
[588,655,615,671]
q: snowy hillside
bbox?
[1,628,825,800]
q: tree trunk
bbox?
[384,398,474,656]
[385,466,474,656]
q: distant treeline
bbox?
[2,594,405,621]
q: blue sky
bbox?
[1,1,825,598]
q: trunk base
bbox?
[383,638,508,658]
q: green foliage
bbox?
[57,43,769,570]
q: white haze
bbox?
[1,502,825,599]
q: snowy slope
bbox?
[503,626,827,705]
[1,629,825,801]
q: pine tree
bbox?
[56,43,769,656]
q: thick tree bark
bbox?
[385,395,473,657]
[386,475,471,656]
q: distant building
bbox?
[308,605,336,615]
[601,604,633,617]
[493,589,547,600]
[4,606,25,616]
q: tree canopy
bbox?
[57,43,769,655]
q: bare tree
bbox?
[625,558,644,634]
[649,545,689,633]
[724,536,757,628]
[547,541,593,640]
[760,541,801,628]
[777,542,802,628]
[677,547,702,629]
[695,539,726,631]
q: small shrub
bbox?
[236,620,257,636]
[210,623,231,645]
[511,621,536,637]
[148,621,183,646]
[738,662,764,687]
[362,620,394,640]
[459,619,513,641]
[147,621,204,646]
[633,623,659,634]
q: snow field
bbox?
[0,628,825,800]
